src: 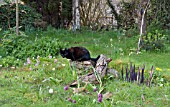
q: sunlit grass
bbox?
[0,29,170,106]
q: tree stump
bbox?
[69,54,118,86]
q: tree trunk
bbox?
[138,0,148,36]
[72,0,80,31]
[57,1,62,28]
[107,0,120,29]
[137,0,150,53]
[16,0,19,35]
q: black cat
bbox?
[60,47,100,62]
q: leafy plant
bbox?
[141,30,168,51]
[0,2,42,30]
[1,28,68,62]
[1,56,22,67]
[152,68,168,87]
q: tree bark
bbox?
[137,0,150,53]
[107,0,120,28]
[72,0,80,31]
[138,0,148,36]
[58,0,62,28]
[16,0,19,36]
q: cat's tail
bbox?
[90,55,100,63]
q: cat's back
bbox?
[69,47,89,53]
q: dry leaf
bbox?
[141,94,145,101]
[72,84,87,93]
[103,92,113,99]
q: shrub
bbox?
[0,56,22,67]
[0,2,42,30]
[141,30,169,51]
[1,28,68,61]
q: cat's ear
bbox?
[65,48,68,51]
[59,48,63,52]
[60,48,65,51]
[59,48,65,57]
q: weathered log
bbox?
[69,60,94,74]
[106,68,118,78]
[69,54,118,86]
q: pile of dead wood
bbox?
[69,54,118,86]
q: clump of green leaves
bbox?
[0,2,42,30]
[142,30,169,51]
[1,28,67,66]
[0,56,22,67]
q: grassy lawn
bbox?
[0,29,170,106]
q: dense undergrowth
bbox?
[0,3,42,30]
[0,28,170,106]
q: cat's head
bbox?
[60,48,68,58]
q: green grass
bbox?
[0,29,170,106]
